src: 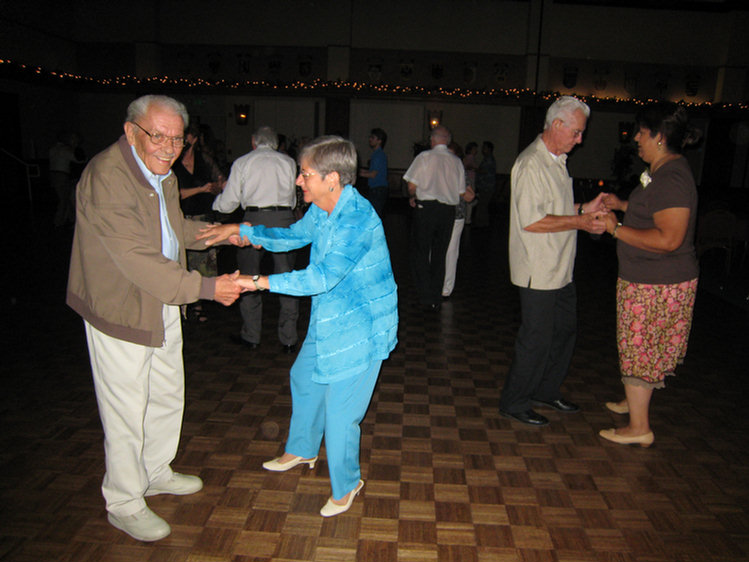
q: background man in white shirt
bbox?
[404,125,465,311]
[213,126,299,352]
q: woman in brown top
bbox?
[600,103,702,447]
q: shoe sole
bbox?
[499,410,549,426]
[144,484,203,497]
[531,401,580,413]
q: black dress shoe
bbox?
[230,335,259,350]
[532,398,580,412]
[499,409,549,426]
[282,344,297,354]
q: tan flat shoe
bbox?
[605,401,629,414]
[599,428,654,448]
[262,455,317,472]
[320,480,364,517]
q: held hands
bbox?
[197,222,259,248]
[601,192,625,212]
[214,270,244,306]
[584,192,608,214]
[197,223,239,246]
[578,193,608,235]
[602,211,620,235]
[579,213,608,235]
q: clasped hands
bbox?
[579,192,627,235]
[197,222,259,249]
[199,223,267,305]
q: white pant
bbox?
[442,218,465,297]
[85,305,184,516]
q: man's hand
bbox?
[197,223,240,246]
[601,192,626,212]
[214,270,243,306]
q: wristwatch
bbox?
[252,275,266,291]
[577,204,585,215]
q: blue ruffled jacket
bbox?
[240,186,398,383]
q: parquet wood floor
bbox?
[2,205,748,561]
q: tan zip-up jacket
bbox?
[67,135,216,347]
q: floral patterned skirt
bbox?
[616,278,698,389]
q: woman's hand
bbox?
[602,211,619,235]
[236,274,269,292]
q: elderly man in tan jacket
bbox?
[67,95,242,542]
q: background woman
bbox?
[600,103,702,447]
[200,136,398,516]
[172,123,225,321]
[443,141,475,298]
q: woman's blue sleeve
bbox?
[270,219,373,297]
[240,213,314,252]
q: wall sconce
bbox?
[618,121,633,143]
[235,104,250,126]
[427,110,442,130]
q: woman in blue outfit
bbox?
[200,136,398,516]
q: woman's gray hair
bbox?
[126,95,189,128]
[299,136,357,186]
[544,96,590,130]
[253,126,278,150]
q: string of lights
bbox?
[2,58,747,113]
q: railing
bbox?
[0,148,41,220]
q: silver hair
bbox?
[299,135,358,187]
[125,95,189,127]
[253,126,278,150]
[544,96,590,130]
[430,125,451,145]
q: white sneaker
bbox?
[145,473,203,497]
[107,507,171,542]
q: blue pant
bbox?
[285,336,381,500]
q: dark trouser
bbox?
[366,186,388,219]
[499,282,577,413]
[237,209,299,346]
[410,200,455,307]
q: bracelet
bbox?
[252,274,266,291]
[577,204,584,215]
[612,222,622,238]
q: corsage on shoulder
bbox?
[640,170,652,189]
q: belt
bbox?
[244,206,292,212]
[416,199,451,207]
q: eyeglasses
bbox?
[132,122,186,147]
[299,170,317,179]
[562,122,585,138]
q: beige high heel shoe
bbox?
[262,455,317,472]
[605,401,629,414]
[599,428,654,448]
[320,480,364,517]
